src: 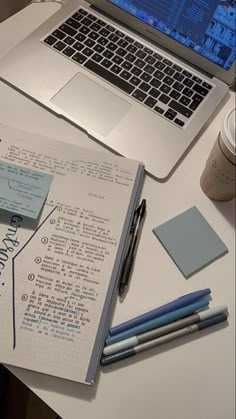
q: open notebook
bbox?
[0,124,144,384]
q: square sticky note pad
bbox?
[153,206,228,278]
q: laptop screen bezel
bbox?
[89,0,235,86]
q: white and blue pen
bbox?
[103,305,227,356]
[101,311,228,366]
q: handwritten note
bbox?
[0,161,53,219]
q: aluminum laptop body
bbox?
[0,0,235,180]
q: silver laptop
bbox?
[0,0,235,179]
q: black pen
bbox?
[119,199,146,296]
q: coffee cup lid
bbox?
[222,107,236,156]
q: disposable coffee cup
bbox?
[200,107,236,201]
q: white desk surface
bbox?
[0,4,235,419]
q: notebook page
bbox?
[0,125,144,383]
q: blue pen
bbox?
[106,299,209,346]
[101,312,228,366]
[110,288,211,336]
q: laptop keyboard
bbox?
[42,7,214,128]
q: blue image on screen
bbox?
[107,0,236,70]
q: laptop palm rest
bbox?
[51,72,131,136]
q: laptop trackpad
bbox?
[51,72,131,136]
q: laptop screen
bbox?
[107,0,236,70]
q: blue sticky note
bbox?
[0,161,53,219]
[153,206,228,278]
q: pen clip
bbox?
[130,204,141,233]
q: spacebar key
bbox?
[84,59,135,94]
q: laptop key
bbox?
[164,66,175,76]
[122,61,133,71]
[159,94,170,104]
[75,33,86,42]
[117,39,128,48]
[78,8,88,15]
[64,36,75,45]
[134,59,145,69]
[94,44,104,53]
[189,100,201,110]
[182,70,192,77]
[131,66,142,76]
[183,78,194,87]
[59,24,76,37]
[182,87,193,97]
[112,55,123,65]
[100,28,110,37]
[110,64,122,74]
[81,17,93,26]
[173,72,184,82]
[126,53,136,63]
[174,118,185,127]
[84,38,95,48]
[145,55,156,65]
[91,23,101,32]
[160,84,171,94]
[92,53,103,63]
[74,42,84,52]
[155,61,165,70]
[132,89,147,102]
[44,35,57,46]
[130,76,141,86]
[179,96,191,106]
[120,70,132,80]
[116,47,127,57]
[89,31,100,40]
[83,47,93,57]
[170,89,181,100]
[103,50,114,59]
[62,47,75,57]
[98,36,109,46]
[192,76,202,83]
[53,41,66,51]
[193,84,209,96]
[136,50,147,59]
[127,45,138,54]
[107,42,118,52]
[153,53,163,60]
[72,52,87,64]
[172,64,182,72]
[52,30,66,40]
[109,33,119,43]
[150,78,161,88]
[173,81,184,91]
[106,25,115,32]
[84,59,135,94]
[145,97,157,108]
[66,18,81,30]
[139,82,150,92]
[72,12,84,21]
[80,26,90,35]
[165,109,177,120]
[163,58,172,66]
[149,88,160,99]
[87,13,97,21]
[153,70,165,80]
[202,82,212,90]
[101,58,113,69]
[163,76,174,85]
[140,72,152,82]
[154,106,165,114]
[144,64,155,74]
[169,100,193,118]
[144,47,153,55]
